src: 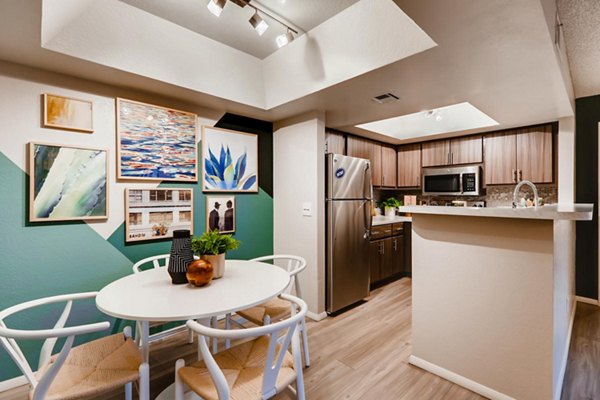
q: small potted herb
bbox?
[380,197,402,218]
[191,230,240,279]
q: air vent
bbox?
[372,93,399,104]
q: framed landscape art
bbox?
[202,126,258,192]
[125,188,194,242]
[206,195,235,234]
[29,142,108,222]
[43,93,93,133]
[116,98,198,181]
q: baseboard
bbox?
[575,296,599,305]
[553,300,577,400]
[306,311,327,322]
[0,375,28,392]
[408,355,516,400]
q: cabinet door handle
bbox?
[416,176,419,186]
[512,169,517,183]
[383,175,385,185]
[451,152,454,164]
[393,239,397,251]
[518,169,522,181]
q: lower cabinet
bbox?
[369,223,408,287]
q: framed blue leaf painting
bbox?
[201,126,258,193]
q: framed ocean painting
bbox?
[29,142,108,222]
[43,93,93,133]
[116,98,198,182]
[202,126,258,192]
[125,188,194,242]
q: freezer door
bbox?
[328,154,372,200]
[327,199,371,313]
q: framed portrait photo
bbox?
[29,142,108,222]
[202,126,258,192]
[116,98,198,182]
[125,188,194,242]
[43,93,93,133]
[206,196,235,234]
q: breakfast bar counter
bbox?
[397,204,592,400]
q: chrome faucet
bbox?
[512,180,539,209]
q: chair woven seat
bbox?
[236,297,291,326]
[178,336,296,400]
[33,334,142,400]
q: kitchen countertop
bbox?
[372,215,413,226]
[397,203,593,221]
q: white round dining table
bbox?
[96,259,290,363]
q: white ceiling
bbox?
[0,0,587,144]
[557,0,600,98]
[120,0,360,59]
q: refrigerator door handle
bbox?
[363,199,371,239]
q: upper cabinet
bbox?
[484,125,553,185]
[325,130,346,155]
[422,136,482,167]
[381,146,397,188]
[397,144,421,188]
[347,136,382,186]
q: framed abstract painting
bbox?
[29,142,108,222]
[202,126,258,192]
[206,195,235,234]
[125,188,194,242]
[116,98,198,181]
[43,93,93,133]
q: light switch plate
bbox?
[302,202,312,217]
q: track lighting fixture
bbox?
[276,29,294,48]
[249,11,269,36]
[207,0,226,17]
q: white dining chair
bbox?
[0,292,149,400]
[235,255,310,367]
[132,254,196,345]
[175,293,307,400]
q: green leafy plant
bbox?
[380,197,402,209]
[191,230,240,255]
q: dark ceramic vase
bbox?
[168,229,193,284]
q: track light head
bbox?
[276,30,294,48]
[249,11,269,36]
[207,0,226,17]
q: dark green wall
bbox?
[576,95,600,299]
[0,113,273,382]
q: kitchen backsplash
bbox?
[374,184,557,208]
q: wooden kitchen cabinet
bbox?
[369,223,405,287]
[397,143,421,187]
[484,125,553,185]
[391,234,404,275]
[347,136,382,186]
[369,240,382,283]
[381,146,397,188]
[422,136,482,167]
[325,129,345,155]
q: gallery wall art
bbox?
[116,98,198,181]
[206,195,235,234]
[43,93,93,133]
[202,126,258,192]
[125,188,193,242]
[29,142,108,222]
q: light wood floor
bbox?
[2,279,598,399]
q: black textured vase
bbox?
[168,230,193,284]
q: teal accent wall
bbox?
[0,114,274,382]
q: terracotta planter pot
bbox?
[201,253,225,279]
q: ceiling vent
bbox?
[372,93,399,104]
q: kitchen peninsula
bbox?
[398,204,593,400]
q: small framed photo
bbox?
[206,196,235,234]
[43,93,93,133]
[125,188,194,242]
[29,142,108,222]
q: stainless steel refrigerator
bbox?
[326,153,372,314]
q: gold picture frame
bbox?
[43,93,94,133]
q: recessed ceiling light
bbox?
[249,11,269,36]
[355,102,498,140]
[207,0,226,17]
[276,30,294,48]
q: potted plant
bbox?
[380,197,402,218]
[191,230,240,279]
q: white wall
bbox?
[273,112,326,318]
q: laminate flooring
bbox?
[1,279,598,399]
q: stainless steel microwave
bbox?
[422,165,482,196]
